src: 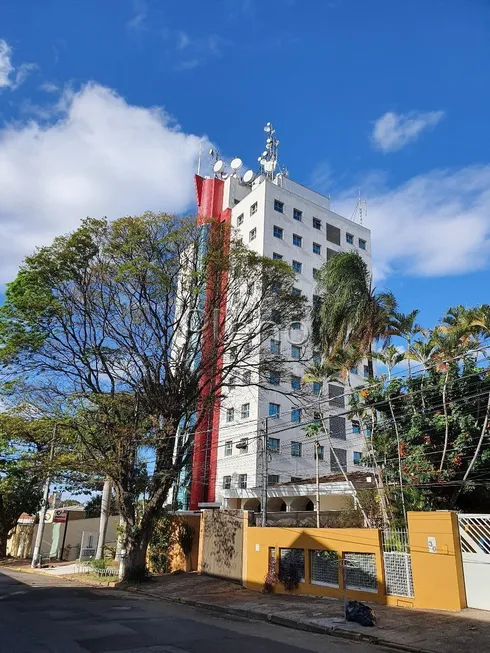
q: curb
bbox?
[0,565,118,589]
[124,586,438,653]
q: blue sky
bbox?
[1,0,489,329]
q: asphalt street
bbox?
[0,568,394,653]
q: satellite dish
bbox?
[264,122,272,133]
[243,170,254,184]
[230,157,243,171]
[262,151,268,157]
[213,160,224,173]
[260,158,267,166]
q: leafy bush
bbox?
[278,549,304,591]
[262,571,278,594]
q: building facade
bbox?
[188,127,371,511]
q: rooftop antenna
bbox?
[351,187,367,225]
[258,122,280,181]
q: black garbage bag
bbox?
[345,600,377,627]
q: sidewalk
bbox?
[123,572,490,653]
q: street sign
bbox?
[53,509,67,523]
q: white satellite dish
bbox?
[230,157,243,171]
[264,122,272,133]
[213,160,224,173]
[243,170,254,184]
[260,158,267,166]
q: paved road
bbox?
[0,568,392,653]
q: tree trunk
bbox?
[450,387,490,508]
[122,529,150,580]
[388,395,407,526]
[96,478,112,560]
[439,368,450,472]
[0,531,9,558]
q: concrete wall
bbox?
[408,511,466,611]
[13,516,120,561]
[244,522,387,604]
[198,510,245,582]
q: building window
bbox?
[353,451,363,465]
[315,445,325,461]
[313,217,322,230]
[268,474,280,485]
[290,376,301,392]
[269,403,280,419]
[313,268,319,280]
[271,309,281,323]
[269,373,280,385]
[291,408,302,424]
[291,441,302,457]
[241,403,250,418]
[226,407,234,422]
[237,437,248,453]
[237,213,244,226]
[270,339,281,354]
[273,252,283,260]
[291,344,301,359]
[312,352,321,366]
[268,437,280,454]
[327,248,338,261]
[250,202,258,215]
[330,416,346,440]
[228,376,237,390]
[249,227,256,241]
[330,448,347,472]
[293,233,302,247]
[346,232,354,244]
[291,321,301,330]
[280,548,305,583]
[359,238,367,250]
[326,223,341,245]
[243,370,251,384]
[273,225,284,239]
[293,208,302,221]
[292,287,301,296]
[350,365,358,374]
[313,242,321,255]
[313,381,322,395]
[292,260,302,273]
[224,441,233,457]
[238,474,248,489]
[352,420,361,434]
[364,364,370,379]
[366,427,372,437]
[274,199,284,213]
[328,384,345,408]
[223,476,231,489]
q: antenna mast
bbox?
[351,187,367,225]
[258,122,279,181]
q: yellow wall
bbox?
[244,525,388,604]
[407,511,466,611]
[168,515,201,573]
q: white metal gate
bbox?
[458,514,490,610]
[382,530,414,598]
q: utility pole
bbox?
[314,438,320,528]
[95,478,112,560]
[31,424,56,568]
[261,417,269,528]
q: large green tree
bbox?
[0,213,305,577]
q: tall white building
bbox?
[206,127,372,512]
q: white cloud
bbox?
[39,82,59,93]
[0,40,14,88]
[0,83,209,284]
[372,110,445,153]
[0,39,35,90]
[335,165,490,280]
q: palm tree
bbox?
[451,305,490,504]
[390,310,425,377]
[371,345,408,525]
[315,252,397,361]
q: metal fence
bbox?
[344,552,378,592]
[74,562,118,577]
[382,529,414,597]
